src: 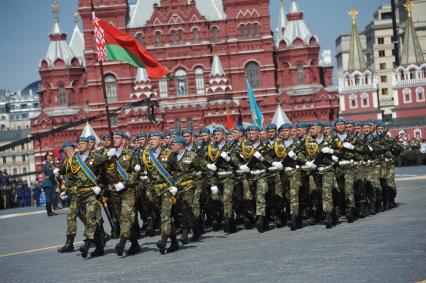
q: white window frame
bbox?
[403,87,412,104]
[159,78,168,98]
[361,92,369,108]
[195,67,205,95]
[416,87,425,102]
[349,93,358,109]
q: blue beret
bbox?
[233,125,246,133]
[136,131,146,139]
[182,129,193,135]
[171,136,185,144]
[296,121,309,128]
[345,119,354,125]
[169,129,180,136]
[102,133,110,139]
[124,133,131,140]
[367,119,376,124]
[213,127,225,133]
[149,131,162,138]
[334,118,345,126]
[226,130,233,135]
[62,141,75,148]
[323,122,332,127]
[199,128,211,134]
[112,130,125,137]
[246,125,260,131]
[266,123,277,130]
[77,137,89,143]
[278,123,292,130]
[376,121,385,128]
[311,121,323,127]
[87,135,96,141]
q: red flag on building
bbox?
[92,13,168,79]
[226,113,234,130]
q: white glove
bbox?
[53,168,60,176]
[207,163,217,172]
[254,151,264,161]
[93,186,101,195]
[321,147,334,154]
[305,161,317,169]
[220,151,231,162]
[272,161,283,170]
[239,164,250,173]
[169,186,178,196]
[60,191,67,200]
[211,186,219,194]
[332,155,339,162]
[134,164,141,172]
[115,182,125,192]
[343,142,355,150]
[288,150,297,160]
[368,145,373,152]
[268,166,279,171]
[107,148,116,158]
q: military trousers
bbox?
[310,168,334,213]
[176,185,196,230]
[334,165,356,208]
[76,191,101,241]
[282,168,301,216]
[247,174,268,216]
[66,193,85,236]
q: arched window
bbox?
[403,87,412,103]
[193,29,199,43]
[187,118,193,130]
[399,70,405,81]
[297,64,305,85]
[361,92,369,108]
[211,27,219,42]
[175,69,188,96]
[409,68,416,80]
[159,78,168,98]
[349,93,357,109]
[171,30,176,45]
[253,23,259,38]
[58,84,67,106]
[246,23,252,39]
[155,31,162,46]
[175,119,181,131]
[416,87,425,102]
[177,30,183,45]
[414,128,422,139]
[105,74,117,102]
[135,33,144,45]
[240,25,245,39]
[195,67,205,95]
[245,62,260,88]
[354,75,360,86]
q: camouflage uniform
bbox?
[141,146,174,237]
[103,148,138,240]
[170,149,207,241]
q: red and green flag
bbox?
[92,13,168,79]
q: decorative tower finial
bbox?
[51,0,59,15]
[348,8,359,25]
[73,10,80,23]
[403,0,413,18]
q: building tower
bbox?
[392,0,426,139]
[338,9,381,121]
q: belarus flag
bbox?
[92,13,168,79]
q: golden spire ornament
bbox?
[73,10,80,23]
[348,8,359,25]
[404,0,413,18]
[51,0,59,14]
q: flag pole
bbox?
[90,0,114,140]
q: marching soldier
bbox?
[103,131,140,256]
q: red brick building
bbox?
[31,0,338,168]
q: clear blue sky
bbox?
[0,0,387,91]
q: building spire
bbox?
[400,0,425,65]
[210,55,225,76]
[290,0,298,13]
[347,9,367,72]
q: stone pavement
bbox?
[0,166,425,283]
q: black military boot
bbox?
[191,224,201,242]
[212,219,221,231]
[145,217,155,237]
[58,235,75,253]
[256,215,265,233]
[127,239,141,255]
[358,202,366,218]
[223,218,230,233]
[369,201,376,215]
[346,207,354,223]
[81,241,91,259]
[156,236,168,255]
[167,234,179,253]
[115,237,127,256]
[90,237,105,258]
[244,201,255,229]
[111,223,120,239]
[324,212,332,229]
[180,229,189,244]
[196,217,205,235]
[376,201,383,213]
[289,214,298,231]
